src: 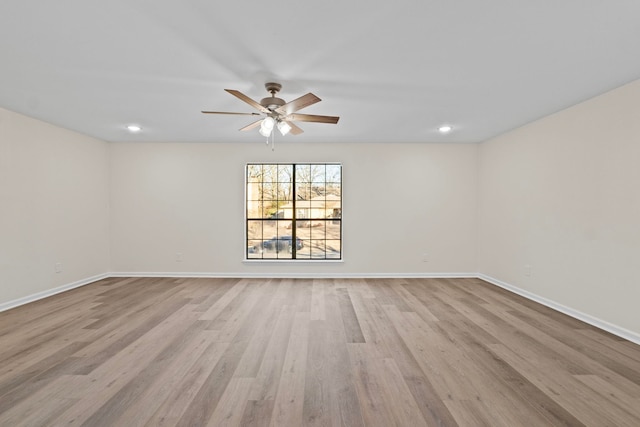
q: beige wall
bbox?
[109,141,478,276]
[0,108,110,306]
[478,79,640,336]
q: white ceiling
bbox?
[2,1,640,144]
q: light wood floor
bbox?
[1,277,640,426]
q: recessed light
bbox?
[127,124,142,133]
[438,125,452,133]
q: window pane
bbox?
[247,239,262,259]
[261,219,277,242]
[295,221,310,254]
[327,220,341,239]
[295,164,311,182]
[277,181,292,202]
[309,199,325,218]
[247,220,263,240]
[259,220,291,259]
[326,164,341,183]
[311,164,326,187]
[246,200,262,219]
[278,164,293,183]
[247,181,262,207]
[247,164,263,180]
[261,164,276,182]
[310,240,326,259]
[277,220,293,236]
[310,221,326,238]
[261,181,276,202]
[295,182,311,201]
[296,237,311,258]
[278,207,292,219]
[326,240,341,258]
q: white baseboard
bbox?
[0,273,109,313]
[478,274,640,346]
[108,271,478,279]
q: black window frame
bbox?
[245,163,342,261]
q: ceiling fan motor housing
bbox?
[261,96,285,111]
[262,82,285,110]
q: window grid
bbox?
[246,163,341,260]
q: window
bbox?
[246,163,342,260]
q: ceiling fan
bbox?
[202,82,339,137]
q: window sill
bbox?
[243,258,344,264]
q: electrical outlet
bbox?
[422,253,429,263]
[524,264,532,277]
[176,252,183,262]
[55,263,63,273]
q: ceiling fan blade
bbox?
[288,113,340,124]
[239,119,263,132]
[201,111,261,116]
[288,122,304,135]
[275,93,321,115]
[225,89,271,114]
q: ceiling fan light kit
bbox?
[202,82,339,147]
[259,116,275,137]
[277,120,292,136]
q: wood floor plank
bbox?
[392,280,440,321]
[174,280,276,427]
[490,342,637,426]
[437,317,585,426]
[335,287,365,343]
[198,278,249,321]
[323,284,366,427]
[302,318,332,426]
[248,305,296,401]
[108,329,220,427]
[445,398,502,427]
[291,278,313,312]
[310,279,326,320]
[78,322,212,427]
[377,356,433,426]
[0,382,78,427]
[269,312,310,427]
[507,308,640,389]
[61,293,192,376]
[382,302,479,400]
[50,303,203,425]
[189,278,241,312]
[240,399,274,427]
[232,303,283,379]
[206,377,254,427]
[1,277,640,426]
[303,287,365,426]
[577,328,640,363]
[479,301,640,397]
[356,284,460,426]
[0,340,90,414]
[347,343,400,427]
[575,374,640,419]
[142,341,230,426]
[346,286,387,354]
[349,278,376,299]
